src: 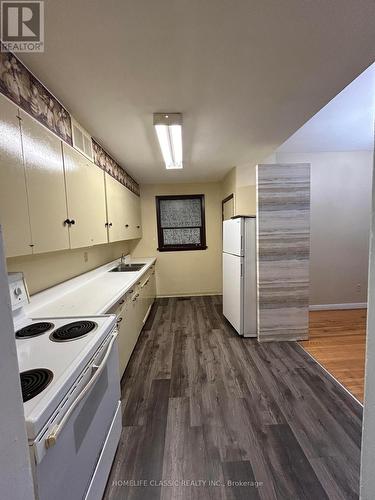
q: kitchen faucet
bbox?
[120,253,126,264]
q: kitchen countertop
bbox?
[27,257,156,318]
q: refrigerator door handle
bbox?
[240,262,243,278]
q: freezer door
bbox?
[223,218,243,256]
[222,252,243,335]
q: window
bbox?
[156,194,207,251]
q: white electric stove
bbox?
[9,272,122,500]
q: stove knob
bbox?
[14,287,22,297]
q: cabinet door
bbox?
[0,96,32,257]
[63,144,107,248]
[123,189,142,240]
[20,111,70,254]
[138,277,149,321]
[105,173,127,243]
[149,268,156,303]
[130,191,142,239]
[117,298,139,377]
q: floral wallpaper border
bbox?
[0,44,72,144]
[0,45,140,196]
[92,140,140,196]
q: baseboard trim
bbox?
[309,302,367,311]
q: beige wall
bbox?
[236,185,256,215]
[7,240,131,295]
[130,182,222,297]
[220,165,257,216]
[221,167,236,200]
[276,150,373,306]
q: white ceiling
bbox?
[20,0,375,184]
[277,63,375,153]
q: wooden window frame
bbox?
[155,194,207,252]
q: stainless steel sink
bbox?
[110,263,146,273]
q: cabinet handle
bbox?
[125,224,129,228]
[136,225,140,229]
[117,317,123,324]
[128,289,134,294]
[63,219,70,226]
[119,299,125,305]
[70,219,76,225]
[141,279,150,289]
[132,293,139,302]
[105,222,113,228]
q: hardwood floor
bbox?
[301,309,367,402]
[104,296,362,500]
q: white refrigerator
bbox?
[222,216,257,337]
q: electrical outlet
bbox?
[84,251,89,263]
[356,283,361,292]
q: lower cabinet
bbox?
[110,267,156,378]
[139,266,155,322]
[116,297,138,376]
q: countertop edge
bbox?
[27,256,157,317]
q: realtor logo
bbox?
[1,1,44,52]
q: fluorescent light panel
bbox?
[154,113,183,169]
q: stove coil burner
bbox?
[50,320,97,342]
[16,322,55,339]
[20,369,53,402]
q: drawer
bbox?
[106,286,136,315]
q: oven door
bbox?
[32,332,121,500]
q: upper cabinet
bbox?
[63,144,108,249]
[20,110,70,254]
[0,95,141,258]
[105,173,142,242]
[0,95,32,257]
[126,189,142,240]
[105,173,127,243]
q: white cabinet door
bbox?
[130,191,142,239]
[149,268,156,302]
[223,218,243,256]
[63,144,108,249]
[222,252,243,335]
[116,300,136,377]
[124,190,142,240]
[105,173,127,243]
[0,96,32,257]
[20,111,70,254]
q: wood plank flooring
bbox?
[301,309,367,402]
[104,296,362,500]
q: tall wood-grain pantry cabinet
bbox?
[0,93,142,258]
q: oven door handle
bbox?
[45,332,118,449]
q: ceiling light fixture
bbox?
[153,113,183,169]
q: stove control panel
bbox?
[8,273,29,310]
